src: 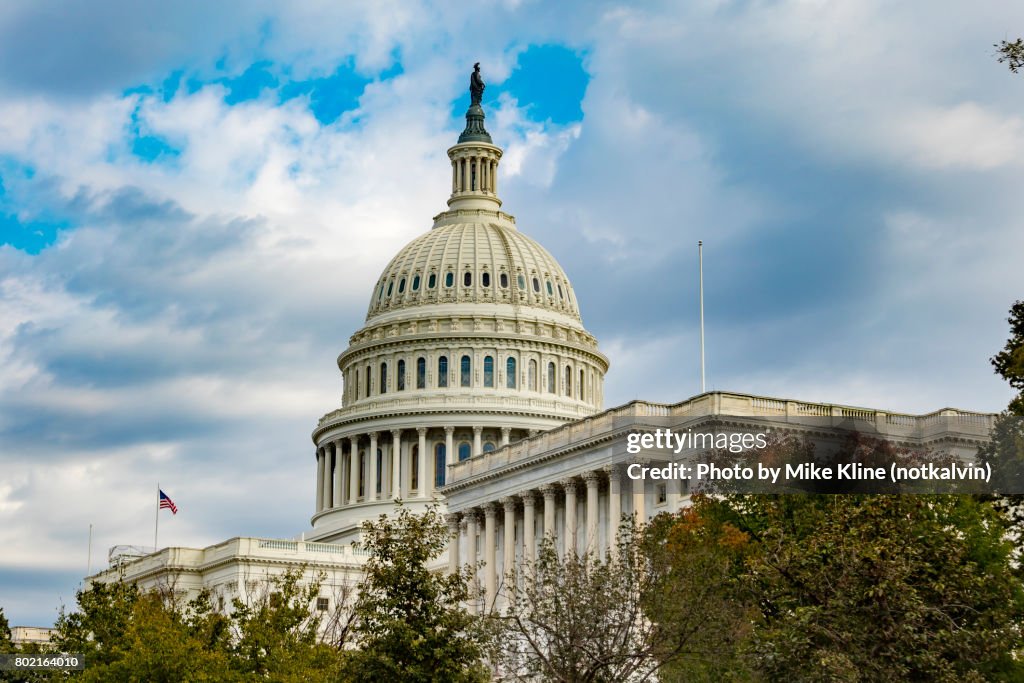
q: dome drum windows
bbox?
[438,356,448,388]
[397,359,406,391]
[460,355,472,387]
[434,444,446,487]
[416,357,426,389]
[547,362,556,393]
[380,362,388,394]
[506,357,517,389]
[458,442,471,462]
[483,356,494,388]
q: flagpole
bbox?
[154,482,159,551]
[699,240,705,394]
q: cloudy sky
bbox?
[1,0,1023,626]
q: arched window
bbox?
[483,442,495,453]
[397,359,405,391]
[386,280,393,297]
[438,356,448,388]
[445,272,454,288]
[500,273,508,288]
[506,357,517,389]
[428,273,437,289]
[354,370,360,399]
[412,274,420,291]
[464,271,472,287]
[458,442,471,461]
[547,362,555,393]
[460,355,471,387]
[482,272,491,287]
[398,277,406,294]
[358,451,366,497]
[434,444,446,487]
[378,283,385,302]
[579,368,585,400]
[380,362,388,394]
[365,366,371,397]
[411,445,419,491]
[416,357,426,389]
[565,365,572,397]
[483,356,494,387]
[528,359,537,391]
[376,448,383,494]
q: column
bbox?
[607,466,621,558]
[491,160,497,195]
[502,497,516,595]
[315,449,324,512]
[541,484,557,540]
[391,429,402,500]
[465,511,478,615]
[632,469,646,524]
[563,479,577,557]
[368,432,379,502]
[321,445,333,509]
[583,471,600,553]
[500,427,511,447]
[348,436,359,503]
[472,426,483,457]
[484,503,498,611]
[522,492,537,566]
[333,439,344,507]
[417,428,428,497]
[447,513,461,575]
[444,426,455,467]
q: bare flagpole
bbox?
[154,482,159,551]
[699,240,706,394]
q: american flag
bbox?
[159,489,178,515]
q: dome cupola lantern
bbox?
[447,63,502,212]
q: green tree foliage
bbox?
[992,300,1024,416]
[696,494,1024,681]
[0,607,10,650]
[997,39,1024,74]
[340,503,489,682]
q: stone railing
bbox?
[444,391,996,486]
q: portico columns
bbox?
[606,465,621,557]
[315,450,324,512]
[333,439,344,506]
[501,497,516,588]
[417,428,428,497]
[583,471,600,553]
[391,429,402,500]
[465,511,479,615]
[541,484,557,540]
[368,432,379,502]
[484,503,498,611]
[522,491,537,565]
[563,479,578,557]
[447,513,461,575]
[348,436,359,503]
[632,470,646,524]
[500,427,511,447]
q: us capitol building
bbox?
[91,68,995,614]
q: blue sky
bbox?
[1,1,1024,627]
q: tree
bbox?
[991,300,1024,415]
[339,503,489,682]
[997,39,1024,74]
[0,607,10,650]
[698,494,1024,681]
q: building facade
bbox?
[91,70,995,616]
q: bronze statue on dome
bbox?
[470,63,485,106]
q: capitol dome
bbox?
[308,68,608,543]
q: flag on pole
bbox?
[159,489,178,514]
